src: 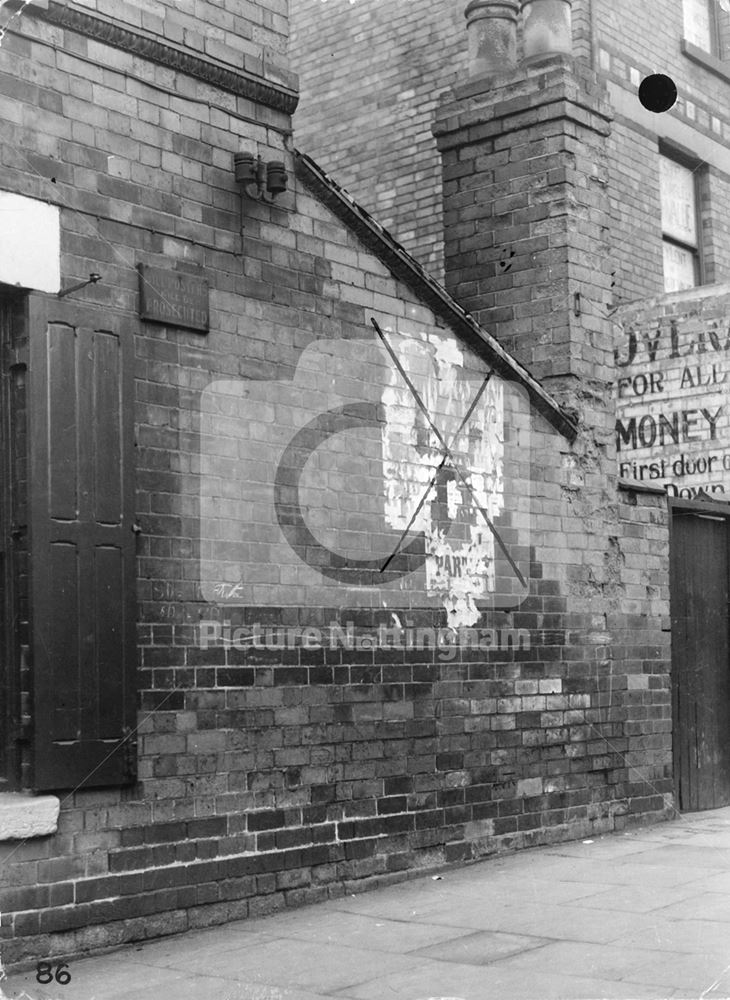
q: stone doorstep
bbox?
[0,792,60,841]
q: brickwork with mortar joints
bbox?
[291,0,730,299]
[0,0,670,971]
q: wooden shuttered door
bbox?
[28,295,137,790]
[671,502,730,811]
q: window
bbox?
[683,0,727,56]
[684,0,716,52]
[659,154,702,292]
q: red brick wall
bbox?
[0,1,671,971]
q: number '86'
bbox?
[36,961,71,984]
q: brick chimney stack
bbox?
[433,0,615,413]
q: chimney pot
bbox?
[521,0,573,63]
[464,0,520,78]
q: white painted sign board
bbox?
[0,192,60,294]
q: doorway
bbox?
[671,497,730,811]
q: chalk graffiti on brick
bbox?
[212,582,244,599]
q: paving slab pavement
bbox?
[4,807,730,1000]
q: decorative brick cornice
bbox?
[434,59,613,148]
[32,1,298,117]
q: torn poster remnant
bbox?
[381,331,504,626]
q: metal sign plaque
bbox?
[138,263,209,332]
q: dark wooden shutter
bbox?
[28,295,137,790]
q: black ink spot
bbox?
[498,247,515,272]
[638,74,677,113]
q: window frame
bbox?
[658,143,706,293]
[709,0,723,55]
[683,0,723,56]
[0,288,27,791]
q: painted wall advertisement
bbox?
[614,286,730,499]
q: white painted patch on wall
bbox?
[381,330,504,627]
[0,191,60,293]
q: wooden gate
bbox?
[671,497,730,811]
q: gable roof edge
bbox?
[293,149,578,442]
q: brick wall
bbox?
[290,0,607,284]
[291,0,730,300]
[595,0,730,305]
[594,0,727,106]
[290,0,470,281]
[703,167,730,285]
[434,57,614,384]
[605,119,665,305]
[290,0,593,283]
[614,482,672,817]
[70,0,290,67]
[0,1,671,971]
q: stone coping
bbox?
[0,792,60,841]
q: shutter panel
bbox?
[28,295,136,790]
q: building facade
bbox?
[292,0,730,297]
[292,0,730,816]
[0,0,675,971]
